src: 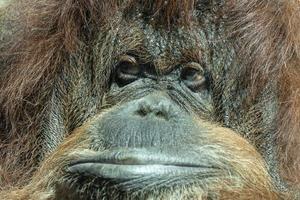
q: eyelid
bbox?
[181,62,207,92]
[115,55,141,87]
[118,55,138,65]
[184,62,204,73]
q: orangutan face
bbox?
[1,1,299,200]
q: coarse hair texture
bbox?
[0,0,299,191]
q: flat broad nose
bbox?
[134,94,174,120]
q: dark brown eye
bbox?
[115,55,140,86]
[181,62,207,91]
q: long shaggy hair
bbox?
[0,0,299,195]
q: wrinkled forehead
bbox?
[94,1,216,70]
[111,18,207,71]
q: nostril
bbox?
[135,103,151,117]
[154,110,168,120]
[134,101,170,120]
[135,108,147,117]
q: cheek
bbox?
[197,123,270,180]
[38,123,93,171]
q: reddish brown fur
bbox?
[0,0,299,198]
[225,0,300,186]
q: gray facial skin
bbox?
[1,1,295,200]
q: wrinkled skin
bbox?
[0,0,300,200]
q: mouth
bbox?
[67,148,219,180]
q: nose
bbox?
[134,94,173,120]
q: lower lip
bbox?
[68,163,208,180]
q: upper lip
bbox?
[68,148,217,169]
